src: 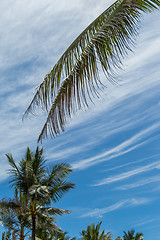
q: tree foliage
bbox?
[123,229,143,240]
[4,147,75,240]
[24,0,160,142]
[81,221,112,240]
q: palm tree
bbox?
[1,231,12,240]
[0,191,66,240]
[123,229,143,240]
[6,146,75,240]
[24,0,160,142]
[0,193,30,240]
[81,221,112,240]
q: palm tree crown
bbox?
[123,229,143,240]
[24,0,160,142]
[6,146,75,240]
[0,190,31,240]
[81,221,112,240]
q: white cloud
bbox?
[102,154,160,173]
[79,198,150,218]
[117,175,160,190]
[72,124,160,169]
[93,161,160,186]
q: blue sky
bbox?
[0,0,160,239]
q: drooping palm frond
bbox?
[24,0,160,142]
[0,211,17,230]
[6,152,33,192]
[36,211,62,232]
[0,198,21,211]
[6,154,28,192]
[40,206,70,216]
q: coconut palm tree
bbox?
[81,221,112,240]
[24,0,160,142]
[0,192,67,240]
[1,231,12,240]
[6,146,75,240]
[123,229,143,240]
[0,193,30,240]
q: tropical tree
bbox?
[24,0,160,142]
[123,229,143,240]
[51,231,69,240]
[1,231,12,240]
[0,190,67,240]
[81,221,112,240]
[0,191,30,240]
[6,146,75,240]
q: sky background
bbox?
[0,0,160,239]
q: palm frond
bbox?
[49,181,75,203]
[36,211,61,232]
[40,206,70,216]
[0,199,21,210]
[0,211,17,230]
[43,163,73,186]
[33,147,46,179]
[24,0,160,142]
[6,154,23,185]
[24,0,124,114]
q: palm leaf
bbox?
[40,206,70,216]
[0,199,21,210]
[36,211,61,232]
[33,147,46,179]
[24,0,160,142]
[0,211,17,230]
[6,154,23,185]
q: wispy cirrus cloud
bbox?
[0,1,159,239]
[134,217,159,227]
[116,175,160,190]
[79,198,150,218]
[102,154,160,173]
[93,161,160,186]
[72,123,160,170]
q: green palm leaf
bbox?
[36,211,61,232]
[81,221,111,240]
[24,0,160,142]
[123,229,143,240]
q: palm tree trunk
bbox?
[32,214,36,240]
[20,225,25,240]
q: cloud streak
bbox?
[72,123,160,170]
[79,198,150,218]
[116,175,160,190]
[93,161,160,186]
